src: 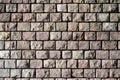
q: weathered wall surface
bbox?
[0,0,120,80]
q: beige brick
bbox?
[22,50,35,59]
[44,4,56,12]
[36,51,49,59]
[23,32,35,40]
[44,41,56,49]
[36,32,49,40]
[79,41,89,49]
[56,60,66,68]
[72,51,83,59]
[67,59,77,68]
[49,51,61,59]
[23,13,35,21]
[73,32,84,40]
[56,41,67,50]
[62,69,71,77]
[79,4,89,12]
[18,4,30,12]
[68,4,78,12]
[17,23,31,31]
[36,69,49,78]
[30,60,42,68]
[50,69,61,77]
[37,13,50,21]
[32,4,43,12]
[68,41,79,49]
[78,60,89,68]
[56,22,67,31]
[50,13,61,22]
[62,51,71,59]
[17,41,30,49]
[44,60,55,68]
[68,22,79,31]
[31,23,43,31]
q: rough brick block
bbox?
[90,41,101,49]
[62,69,71,77]
[36,69,49,78]
[31,23,43,31]
[44,22,55,31]
[78,60,89,68]
[30,60,42,68]
[22,69,35,77]
[6,4,16,12]
[5,60,15,68]
[18,4,30,12]
[57,4,67,12]
[50,69,61,77]
[72,69,83,77]
[102,41,117,49]
[44,41,56,49]
[85,51,96,59]
[90,4,102,12]
[32,4,43,12]
[97,13,109,21]
[0,13,10,21]
[17,23,31,31]
[17,60,29,68]
[72,51,83,59]
[67,59,77,68]
[31,41,43,49]
[11,69,21,77]
[97,32,109,40]
[17,41,30,49]
[62,51,71,59]
[79,41,89,49]
[36,51,49,59]
[56,41,67,50]
[68,4,78,12]
[56,60,66,68]
[23,32,35,40]
[68,41,79,49]
[110,51,120,59]
[44,4,56,12]
[96,50,109,59]
[79,4,89,12]
[62,32,72,40]
[90,60,101,68]
[36,32,49,40]
[44,60,55,68]
[56,22,67,31]
[103,4,118,12]
[96,69,109,78]
[22,50,35,59]
[84,69,95,77]
[49,51,61,59]
[0,69,9,77]
[37,13,50,21]
[68,22,79,31]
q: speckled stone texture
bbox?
[0,0,120,80]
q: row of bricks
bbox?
[0,4,120,13]
[0,41,120,50]
[0,78,120,80]
[0,59,120,68]
[0,69,119,78]
[0,50,120,59]
[0,22,119,31]
[0,0,120,3]
[0,32,119,40]
[0,13,120,22]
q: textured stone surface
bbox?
[0,0,120,79]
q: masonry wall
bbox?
[0,0,120,80]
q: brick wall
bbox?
[0,0,120,80]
